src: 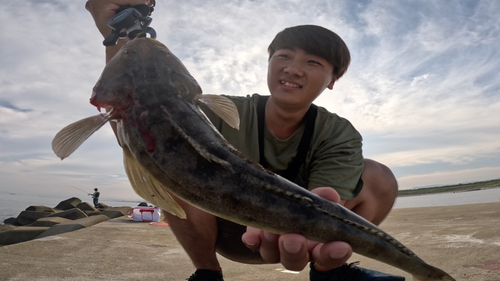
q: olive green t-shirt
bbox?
[201,94,364,199]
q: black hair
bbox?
[268,25,351,79]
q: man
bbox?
[89,188,100,208]
[86,1,402,280]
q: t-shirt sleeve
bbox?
[306,113,364,200]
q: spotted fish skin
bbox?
[54,37,455,281]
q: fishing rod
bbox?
[69,185,91,195]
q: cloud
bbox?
[0,0,499,202]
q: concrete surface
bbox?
[0,201,499,281]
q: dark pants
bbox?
[215,218,265,264]
[93,197,99,208]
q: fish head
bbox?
[90,37,202,114]
[90,43,138,113]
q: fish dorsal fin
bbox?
[196,94,240,130]
[123,146,187,219]
[52,113,113,160]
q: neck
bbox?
[265,97,309,140]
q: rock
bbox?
[3,218,18,225]
[25,206,56,213]
[37,215,110,239]
[0,226,50,246]
[0,224,15,232]
[84,211,102,217]
[76,202,98,212]
[47,208,88,220]
[54,197,82,210]
[95,202,108,209]
[101,207,132,219]
[16,211,52,226]
[30,217,72,227]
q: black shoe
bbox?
[187,269,224,281]
[309,262,405,281]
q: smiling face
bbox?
[267,47,336,108]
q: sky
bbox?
[0,0,499,202]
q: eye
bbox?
[308,60,322,65]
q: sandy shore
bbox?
[1,201,499,281]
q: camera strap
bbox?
[257,95,317,182]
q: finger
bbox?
[310,241,352,270]
[258,231,281,263]
[278,234,310,271]
[311,187,341,203]
[307,240,321,252]
[241,226,262,251]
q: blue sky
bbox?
[0,0,499,201]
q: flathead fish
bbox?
[52,38,455,281]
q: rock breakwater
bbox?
[0,197,131,246]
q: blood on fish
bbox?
[140,129,156,152]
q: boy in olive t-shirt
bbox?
[86,4,401,279]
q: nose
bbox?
[284,61,304,77]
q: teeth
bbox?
[281,81,300,88]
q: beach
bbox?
[1,201,499,281]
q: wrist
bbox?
[105,40,126,63]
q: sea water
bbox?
[394,187,500,208]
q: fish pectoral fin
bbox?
[52,113,113,160]
[123,147,187,219]
[196,94,240,130]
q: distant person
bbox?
[89,188,100,208]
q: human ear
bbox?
[327,77,336,90]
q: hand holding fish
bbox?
[242,187,353,272]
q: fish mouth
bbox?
[89,96,113,113]
[89,86,134,114]
[89,90,123,114]
[89,88,111,112]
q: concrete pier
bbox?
[1,202,499,281]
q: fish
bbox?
[52,37,456,281]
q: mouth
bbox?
[90,87,115,113]
[280,80,301,88]
[96,105,113,113]
[89,86,133,114]
[90,96,113,113]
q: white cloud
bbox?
[0,0,499,200]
